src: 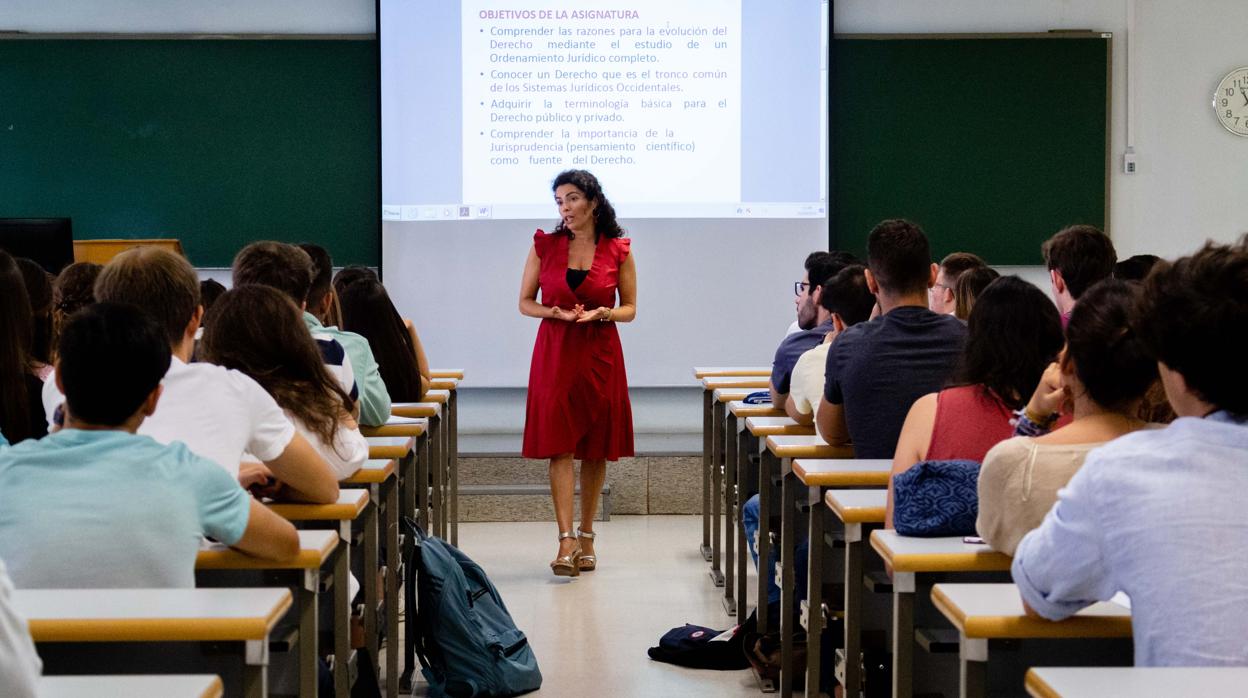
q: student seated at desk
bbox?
[0,557,40,698]
[929,251,985,317]
[786,264,875,429]
[769,251,855,406]
[1,303,299,588]
[0,252,47,443]
[817,220,967,457]
[1042,224,1117,327]
[336,276,431,402]
[298,243,391,426]
[952,264,1000,321]
[887,276,1064,527]
[232,241,365,420]
[202,286,367,481]
[41,247,338,504]
[1013,241,1248,666]
[978,279,1157,555]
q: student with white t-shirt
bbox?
[202,285,368,481]
[785,265,876,431]
[41,247,338,503]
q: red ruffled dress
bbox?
[522,229,635,461]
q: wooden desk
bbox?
[268,489,371,698]
[693,366,771,379]
[73,238,184,264]
[711,412,808,617]
[39,674,224,698]
[18,587,290,698]
[762,435,854,697]
[429,368,465,380]
[788,462,888,694]
[870,531,1013,698]
[700,384,761,567]
[1025,667,1248,698]
[932,584,1132,698]
[197,530,337,698]
[390,400,451,544]
[813,489,887,697]
[707,390,774,600]
[427,389,458,544]
[342,458,401,698]
[361,418,427,440]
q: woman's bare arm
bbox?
[611,250,637,322]
[403,318,432,398]
[885,393,937,528]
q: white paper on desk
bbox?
[1109,591,1131,609]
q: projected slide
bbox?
[381,0,827,221]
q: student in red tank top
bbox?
[886,276,1065,528]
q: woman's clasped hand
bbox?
[549,304,613,322]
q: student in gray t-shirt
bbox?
[818,220,966,458]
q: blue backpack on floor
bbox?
[404,519,542,697]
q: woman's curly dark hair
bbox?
[551,169,625,239]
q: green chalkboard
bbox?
[0,38,379,267]
[832,35,1110,265]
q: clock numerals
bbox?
[1214,67,1248,136]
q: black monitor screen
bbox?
[0,219,74,274]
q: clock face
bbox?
[1214,67,1248,136]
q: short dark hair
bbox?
[232,241,314,306]
[807,250,858,290]
[953,266,1001,321]
[94,247,200,348]
[332,265,379,296]
[1113,254,1162,282]
[199,279,227,314]
[866,219,933,295]
[1041,225,1117,299]
[297,243,334,311]
[939,252,986,281]
[953,276,1064,409]
[1064,279,1156,412]
[820,265,875,326]
[1135,242,1248,414]
[58,302,171,426]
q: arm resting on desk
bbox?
[1011,464,1113,621]
[816,397,851,448]
[264,433,340,504]
[785,394,813,425]
[233,500,301,563]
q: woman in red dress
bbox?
[518,170,636,577]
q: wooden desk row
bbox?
[759,436,1136,698]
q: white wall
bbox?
[11,1,1247,451]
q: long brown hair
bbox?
[201,285,353,450]
[0,251,35,442]
[337,279,425,402]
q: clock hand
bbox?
[1241,89,1248,107]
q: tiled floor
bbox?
[406,515,762,697]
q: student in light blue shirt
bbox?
[0,303,299,589]
[1013,241,1248,666]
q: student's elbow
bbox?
[273,523,301,563]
